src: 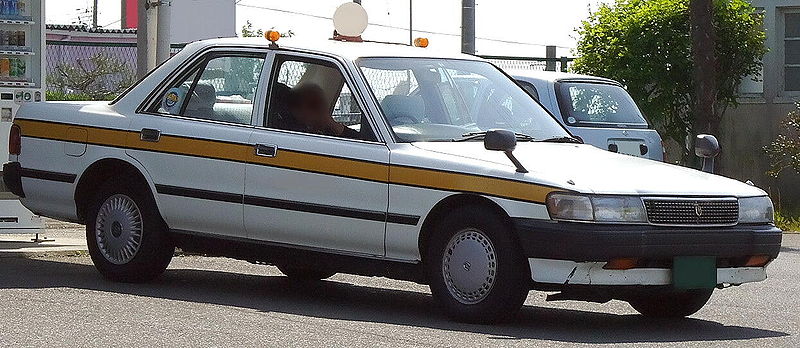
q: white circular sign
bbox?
[333,2,368,37]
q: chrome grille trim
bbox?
[643,197,739,226]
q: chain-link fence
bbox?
[45,41,184,97]
[480,55,574,73]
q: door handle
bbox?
[140,128,161,142]
[254,144,277,157]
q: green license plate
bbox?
[673,256,716,289]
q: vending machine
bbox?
[0,0,44,236]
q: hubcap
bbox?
[442,228,497,305]
[95,194,143,265]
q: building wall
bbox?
[121,0,236,44]
[169,0,236,43]
[721,0,800,211]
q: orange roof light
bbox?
[265,30,281,43]
[414,37,429,48]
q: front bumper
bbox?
[514,219,781,286]
[528,258,767,286]
[2,162,24,198]
[513,219,782,262]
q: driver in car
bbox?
[286,84,360,139]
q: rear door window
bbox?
[149,52,266,125]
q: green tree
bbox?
[572,0,767,163]
[765,102,800,178]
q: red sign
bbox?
[123,0,138,29]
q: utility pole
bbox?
[689,0,717,134]
[92,0,99,27]
[156,0,172,64]
[461,0,475,54]
[136,0,150,78]
[409,0,413,45]
[136,0,171,78]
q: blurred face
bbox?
[291,89,328,129]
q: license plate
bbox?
[673,256,716,289]
[609,140,645,157]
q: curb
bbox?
[0,249,89,258]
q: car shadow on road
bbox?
[0,257,788,344]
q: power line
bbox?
[236,3,571,49]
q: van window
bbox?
[517,81,540,101]
[557,82,648,128]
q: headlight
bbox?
[738,196,774,223]
[591,196,647,222]
[546,193,593,221]
[546,193,647,223]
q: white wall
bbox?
[170,0,236,44]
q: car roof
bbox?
[508,70,620,85]
[186,37,483,62]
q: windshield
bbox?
[357,58,570,142]
[556,82,648,128]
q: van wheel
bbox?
[426,206,529,323]
[627,289,713,318]
[86,178,174,283]
[277,265,336,281]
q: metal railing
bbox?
[479,55,574,73]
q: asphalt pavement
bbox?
[0,226,797,347]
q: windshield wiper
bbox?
[453,131,535,142]
[538,136,583,144]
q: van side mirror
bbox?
[695,134,720,173]
[484,129,528,173]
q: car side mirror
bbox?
[695,134,720,173]
[484,129,528,173]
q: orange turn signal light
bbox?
[413,37,429,48]
[603,258,639,270]
[744,255,771,267]
[265,30,281,43]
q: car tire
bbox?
[627,289,713,318]
[277,265,336,281]
[426,205,529,323]
[86,177,174,283]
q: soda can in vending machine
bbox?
[0,58,11,78]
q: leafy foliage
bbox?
[45,91,116,101]
[241,21,295,38]
[765,102,800,177]
[46,53,136,101]
[572,0,767,162]
[775,210,800,233]
[241,20,264,38]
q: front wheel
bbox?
[86,178,174,283]
[426,206,529,323]
[627,289,713,318]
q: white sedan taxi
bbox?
[3,34,781,323]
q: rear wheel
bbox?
[277,265,336,281]
[426,206,529,323]
[627,289,713,318]
[86,178,174,283]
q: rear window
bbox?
[556,82,648,128]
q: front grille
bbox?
[643,198,739,226]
